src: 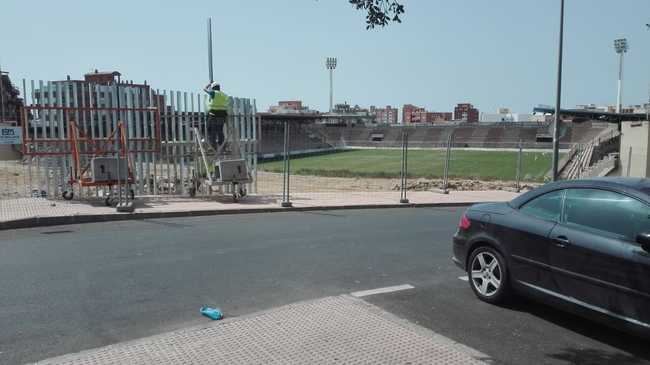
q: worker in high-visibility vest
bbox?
[204,82,229,148]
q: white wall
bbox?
[620,121,650,178]
[480,113,534,122]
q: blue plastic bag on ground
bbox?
[200,306,224,320]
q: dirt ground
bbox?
[1,160,540,199]
[255,171,540,194]
[0,159,35,198]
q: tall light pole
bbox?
[551,0,565,181]
[646,24,649,121]
[0,66,5,124]
[207,18,214,83]
[326,57,337,112]
[614,38,628,114]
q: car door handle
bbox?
[553,236,571,248]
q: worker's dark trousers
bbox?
[207,110,227,148]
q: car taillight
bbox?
[459,214,471,230]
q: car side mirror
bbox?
[637,232,650,251]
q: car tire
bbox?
[468,246,510,304]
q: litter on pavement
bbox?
[200,306,224,320]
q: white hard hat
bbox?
[209,81,220,90]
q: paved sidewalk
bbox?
[35,295,490,364]
[0,190,518,229]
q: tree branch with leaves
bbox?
[349,0,405,29]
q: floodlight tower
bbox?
[326,57,337,112]
[646,24,650,120]
[614,38,629,114]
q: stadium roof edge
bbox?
[532,106,647,123]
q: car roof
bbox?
[510,177,650,208]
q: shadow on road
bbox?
[547,348,645,365]
[504,297,650,362]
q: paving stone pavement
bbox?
[34,295,491,365]
[0,191,518,225]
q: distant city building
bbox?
[34,70,161,109]
[402,104,452,124]
[497,107,511,114]
[454,103,479,122]
[85,70,122,85]
[575,103,643,114]
[333,102,369,114]
[402,104,423,124]
[422,112,452,123]
[411,110,453,123]
[0,72,22,124]
[32,70,165,129]
[480,108,535,123]
[278,101,303,110]
[268,100,318,114]
[321,102,373,125]
[370,105,398,124]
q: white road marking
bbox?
[351,284,414,298]
[458,275,469,282]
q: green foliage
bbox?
[349,0,405,29]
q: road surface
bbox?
[0,208,648,364]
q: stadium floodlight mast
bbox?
[326,57,337,112]
[551,0,565,181]
[0,65,5,124]
[646,23,650,121]
[614,38,628,114]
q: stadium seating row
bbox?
[258,121,613,156]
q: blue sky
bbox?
[2,0,650,115]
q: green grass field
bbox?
[260,149,555,182]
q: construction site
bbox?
[1,17,649,212]
[1,68,648,205]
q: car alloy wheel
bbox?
[470,251,502,297]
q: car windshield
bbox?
[2,1,650,364]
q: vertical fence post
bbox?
[152,89,159,195]
[115,80,123,206]
[252,100,258,194]
[442,133,452,194]
[281,120,292,207]
[41,81,50,197]
[400,130,409,204]
[22,79,33,196]
[170,91,178,194]
[177,91,183,196]
[516,140,522,193]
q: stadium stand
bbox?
[259,122,332,157]
[258,120,616,156]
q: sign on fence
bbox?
[0,127,21,144]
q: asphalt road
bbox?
[1,207,649,364]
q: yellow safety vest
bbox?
[208,91,229,112]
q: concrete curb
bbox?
[0,201,476,231]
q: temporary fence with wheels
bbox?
[8,77,258,203]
